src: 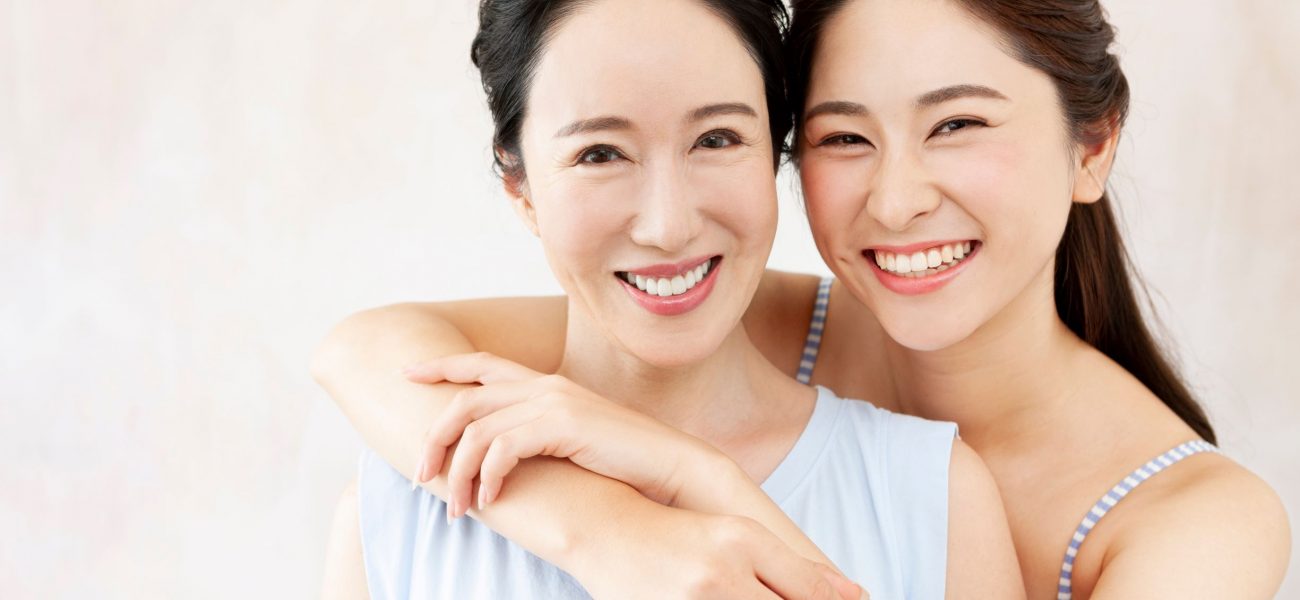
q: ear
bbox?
[1071,124,1120,204]
[496,147,539,236]
[504,172,539,237]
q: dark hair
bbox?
[471,0,792,182]
[786,0,1216,443]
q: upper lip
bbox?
[867,239,977,254]
[620,255,716,278]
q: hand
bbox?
[570,505,866,600]
[404,352,726,518]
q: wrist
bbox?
[667,442,745,512]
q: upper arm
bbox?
[322,481,369,600]
[1088,464,1290,599]
[945,440,1025,600]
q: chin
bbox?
[876,309,980,353]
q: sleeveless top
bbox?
[1055,439,1220,599]
[356,277,960,599]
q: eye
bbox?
[696,130,742,150]
[577,146,624,165]
[816,133,869,147]
[932,118,985,137]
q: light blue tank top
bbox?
[357,388,956,599]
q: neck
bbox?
[883,266,1091,453]
[556,304,803,445]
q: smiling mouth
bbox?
[616,256,720,297]
[869,241,979,278]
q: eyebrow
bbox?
[803,100,869,123]
[554,103,758,138]
[689,102,758,122]
[554,116,633,138]
[915,84,1009,108]
[802,85,1009,123]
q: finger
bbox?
[477,418,568,506]
[743,581,784,600]
[418,380,547,481]
[403,352,539,385]
[446,402,547,518]
[750,538,841,600]
[813,563,863,600]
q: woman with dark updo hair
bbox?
[320,0,1290,598]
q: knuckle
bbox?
[461,421,484,444]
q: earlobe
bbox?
[1072,127,1120,204]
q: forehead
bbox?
[526,0,767,129]
[810,0,1042,106]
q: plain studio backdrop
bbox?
[2,1,1297,597]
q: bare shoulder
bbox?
[1094,454,1291,598]
[946,439,1024,599]
[743,269,824,374]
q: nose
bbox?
[866,151,941,232]
[629,161,702,253]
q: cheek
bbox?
[533,179,634,281]
[800,157,867,247]
[697,165,779,251]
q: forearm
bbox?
[311,305,656,568]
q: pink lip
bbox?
[865,242,980,296]
[618,258,721,317]
[624,255,714,278]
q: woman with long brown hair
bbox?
[318,0,1290,597]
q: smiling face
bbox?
[509,0,778,367]
[798,0,1110,351]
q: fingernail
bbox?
[411,458,427,490]
[477,487,486,511]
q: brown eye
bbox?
[696,130,740,150]
[579,146,622,164]
[932,118,984,137]
[819,133,868,146]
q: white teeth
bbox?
[623,258,716,298]
[873,242,976,277]
[910,252,926,270]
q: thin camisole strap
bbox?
[1056,439,1220,600]
[795,277,833,385]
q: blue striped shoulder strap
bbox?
[795,277,833,385]
[1056,439,1220,599]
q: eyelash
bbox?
[931,118,985,137]
[574,129,746,166]
[814,118,987,148]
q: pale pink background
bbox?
[2,1,1296,597]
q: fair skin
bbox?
[319,0,1021,598]
[322,0,1290,598]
